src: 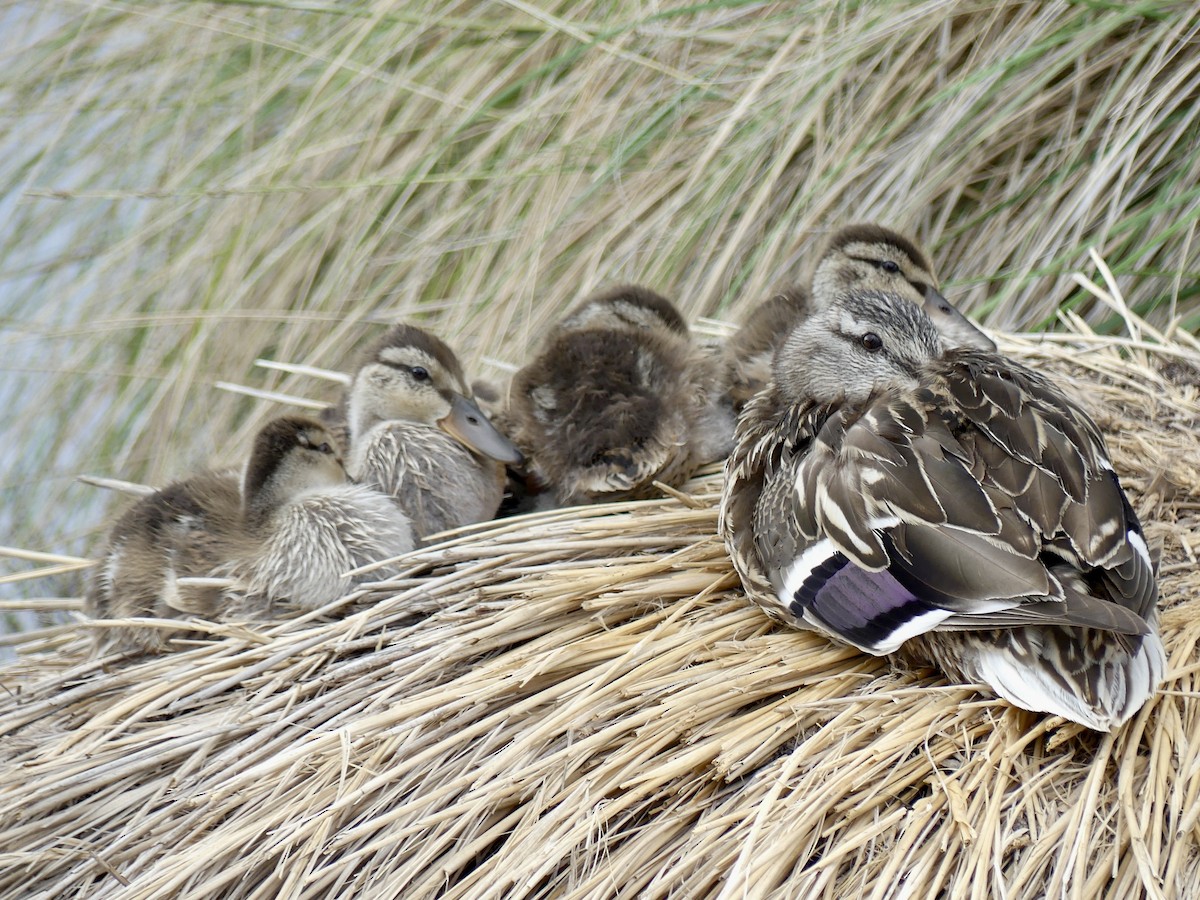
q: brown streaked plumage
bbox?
[720,285,1164,731]
[507,285,734,507]
[340,324,522,541]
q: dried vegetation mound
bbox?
[2,336,1199,899]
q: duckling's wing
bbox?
[244,485,414,610]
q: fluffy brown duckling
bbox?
[507,285,734,506]
[340,324,523,541]
[721,288,809,414]
[86,469,242,653]
[228,415,414,615]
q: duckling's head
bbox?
[774,288,943,406]
[243,416,346,527]
[558,285,687,335]
[347,323,523,464]
[812,224,994,351]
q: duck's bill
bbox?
[922,286,996,352]
[439,393,525,465]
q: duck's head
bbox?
[812,224,994,351]
[558,285,687,335]
[243,416,346,527]
[347,323,523,465]
[774,288,942,406]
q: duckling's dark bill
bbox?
[439,393,524,465]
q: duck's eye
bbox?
[879,260,900,274]
[409,366,430,382]
[861,332,884,352]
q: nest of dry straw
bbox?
[2,328,1200,899]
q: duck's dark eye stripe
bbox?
[380,362,433,382]
[847,254,901,274]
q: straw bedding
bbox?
[1,336,1199,899]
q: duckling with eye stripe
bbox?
[86,415,412,651]
[226,415,414,615]
[342,324,523,541]
[812,223,995,351]
[507,285,734,507]
[721,284,1164,731]
[721,225,991,417]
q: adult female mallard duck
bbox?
[507,285,734,506]
[341,323,523,540]
[87,415,411,651]
[720,285,1164,731]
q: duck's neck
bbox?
[346,386,377,451]
[243,471,289,531]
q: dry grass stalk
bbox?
[1,328,1198,898]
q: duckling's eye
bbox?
[409,366,430,382]
[879,260,900,274]
[317,442,334,455]
[861,332,884,352]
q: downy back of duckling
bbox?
[343,324,522,541]
[722,286,1163,731]
[230,415,415,615]
[722,289,809,413]
[87,469,243,654]
[811,223,996,351]
[509,285,733,506]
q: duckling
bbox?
[507,285,734,506]
[342,324,523,541]
[722,289,809,414]
[87,416,413,651]
[720,226,991,416]
[86,470,242,653]
[720,286,1164,731]
[228,415,414,614]
[811,223,996,351]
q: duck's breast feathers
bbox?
[724,356,1158,652]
